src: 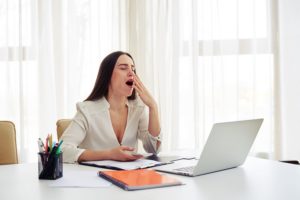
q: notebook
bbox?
[154,119,263,176]
[80,158,164,170]
[98,169,183,191]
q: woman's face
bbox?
[109,54,135,97]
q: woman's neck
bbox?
[106,93,127,111]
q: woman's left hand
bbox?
[133,75,157,108]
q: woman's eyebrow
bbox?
[117,63,135,67]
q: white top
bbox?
[61,97,161,163]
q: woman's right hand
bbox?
[108,146,143,161]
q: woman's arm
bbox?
[60,114,88,163]
[148,103,161,149]
[134,75,161,150]
[148,103,161,137]
[78,146,143,162]
[133,75,161,137]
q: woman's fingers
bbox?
[133,74,144,87]
[133,77,143,93]
[117,146,142,161]
[132,75,157,108]
[120,146,134,151]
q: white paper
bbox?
[82,158,162,170]
[48,170,111,188]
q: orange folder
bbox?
[98,169,183,191]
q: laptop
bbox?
[154,119,263,177]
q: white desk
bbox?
[1,157,300,200]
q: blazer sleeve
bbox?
[137,107,162,154]
[60,105,88,163]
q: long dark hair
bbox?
[85,51,136,101]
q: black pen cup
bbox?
[38,151,63,180]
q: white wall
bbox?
[278,0,300,160]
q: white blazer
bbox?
[61,97,161,163]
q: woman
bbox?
[61,51,161,163]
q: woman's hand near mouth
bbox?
[133,75,157,109]
[133,74,161,138]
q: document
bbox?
[80,158,163,170]
[98,169,183,191]
[48,170,111,188]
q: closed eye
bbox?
[118,64,135,71]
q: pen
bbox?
[52,140,56,149]
[37,138,45,152]
[45,134,49,153]
[56,140,63,155]
[49,134,53,152]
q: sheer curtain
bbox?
[130,0,277,157]
[0,0,128,162]
[1,0,278,163]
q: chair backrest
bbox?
[0,121,18,164]
[56,119,71,140]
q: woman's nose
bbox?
[128,69,135,76]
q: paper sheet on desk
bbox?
[81,159,163,170]
[48,170,111,188]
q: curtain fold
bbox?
[129,0,276,156]
[0,0,128,162]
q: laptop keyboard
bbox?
[174,166,195,173]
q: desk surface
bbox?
[1,157,300,200]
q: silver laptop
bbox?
[155,119,263,176]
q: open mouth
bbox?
[125,80,134,86]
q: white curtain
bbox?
[129,0,277,157]
[0,0,278,162]
[0,0,128,162]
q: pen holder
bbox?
[38,152,63,180]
